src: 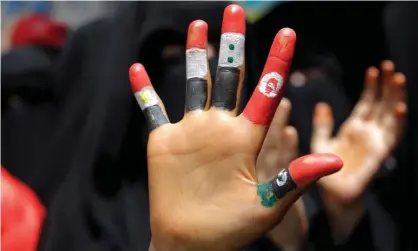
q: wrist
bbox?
[149,240,234,251]
[321,196,365,244]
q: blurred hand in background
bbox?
[311,60,407,242]
[257,98,307,251]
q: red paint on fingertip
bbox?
[242,28,297,125]
[187,20,208,50]
[129,63,151,93]
[288,153,343,186]
[269,28,297,62]
[222,4,246,34]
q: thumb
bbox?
[257,153,343,208]
[311,103,334,152]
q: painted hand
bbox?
[312,60,407,204]
[130,5,342,251]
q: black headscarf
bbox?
[384,2,418,250]
[1,46,57,189]
[37,2,228,251]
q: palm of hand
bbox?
[316,118,389,199]
[148,112,270,250]
[338,118,391,168]
[312,62,406,202]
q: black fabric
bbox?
[309,193,396,251]
[38,6,149,251]
[28,2,411,251]
[245,3,400,250]
[37,2,228,251]
[383,3,418,251]
[246,2,389,102]
[2,46,52,81]
[1,46,58,198]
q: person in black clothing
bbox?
[384,2,418,251]
[1,13,68,195]
[247,2,409,251]
[11,2,405,251]
[255,60,405,251]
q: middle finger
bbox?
[210,4,246,116]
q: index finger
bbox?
[242,28,296,129]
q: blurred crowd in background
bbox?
[1,1,118,51]
[1,1,418,251]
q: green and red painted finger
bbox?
[257,154,343,207]
[211,4,246,114]
[129,4,343,207]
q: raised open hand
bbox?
[130,5,342,251]
[312,60,407,203]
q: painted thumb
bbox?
[289,153,343,186]
[257,153,343,207]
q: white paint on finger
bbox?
[258,72,283,98]
[134,87,159,110]
[218,32,245,68]
[186,48,208,79]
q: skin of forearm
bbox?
[321,196,365,244]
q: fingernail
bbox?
[269,28,297,62]
[279,98,291,110]
[129,63,151,93]
[381,60,394,72]
[222,4,246,35]
[315,103,332,122]
[367,67,379,77]
[187,20,208,50]
[394,102,407,117]
[393,73,406,87]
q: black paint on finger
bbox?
[143,105,169,131]
[271,168,297,199]
[211,67,240,110]
[185,77,208,112]
[257,168,297,207]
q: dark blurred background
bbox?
[1,1,417,251]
